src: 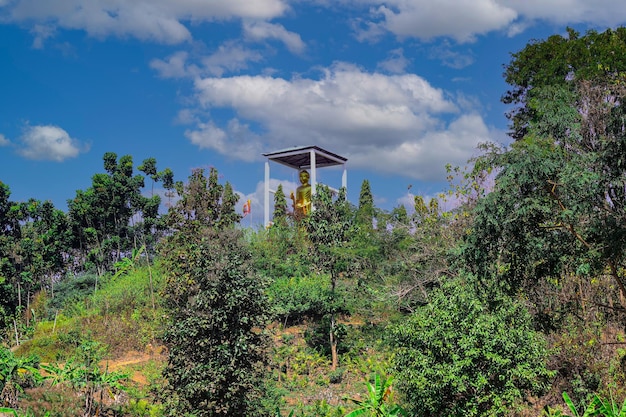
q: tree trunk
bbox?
[330,272,339,370]
[330,313,338,371]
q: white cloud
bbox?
[186,64,494,181]
[30,24,56,49]
[377,48,410,74]
[345,0,626,44]
[368,0,518,43]
[2,0,289,44]
[151,42,264,78]
[201,41,265,76]
[348,113,491,180]
[243,21,306,54]
[0,133,9,146]
[185,119,263,162]
[429,43,475,69]
[17,125,88,161]
[500,0,626,27]
[5,0,626,48]
[150,51,194,79]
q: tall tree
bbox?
[67,152,161,275]
[503,27,626,140]
[272,184,288,227]
[15,199,72,301]
[0,181,21,326]
[159,168,269,416]
[219,182,241,229]
[304,185,355,370]
[356,179,374,228]
[467,27,626,308]
[165,167,240,232]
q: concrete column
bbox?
[264,160,270,227]
[310,150,317,196]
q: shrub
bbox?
[388,276,554,416]
[160,228,271,416]
[268,275,333,324]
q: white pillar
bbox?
[264,160,270,227]
[310,150,317,196]
[342,163,347,190]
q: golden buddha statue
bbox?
[290,169,312,218]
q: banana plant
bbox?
[563,392,599,417]
[344,373,407,417]
[0,407,50,416]
[40,341,128,417]
[590,392,626,417]
[0,347,41,409]
[113,245,145,278]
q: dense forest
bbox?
[3,27,626,417]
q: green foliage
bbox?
[273,184,289,227]
[388,277,554,417]
[356,180,374,229]
[303,186,356,369]
[19,267,164,361]
[41,340,128,417]
[304,186,355,280]
[561,391,626,417]
[165,167,241,233]
[0,181,73,330]
[113,245,145,279]
[45,273,100,314]
[305,316,349,358]
[160,226,270,416]
[343,373,407,417]
[0,407,50,417]
[503,27,626,140]
[486,26,626,308]
[248,222,312,282]
[268,275,333,324]
[67,152,166,276]
[0,347,40,409]
[467,84,626,305]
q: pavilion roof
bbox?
[262,145,347,169]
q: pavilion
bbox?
[263,145,348,226]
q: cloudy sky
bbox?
[1,0,625,225]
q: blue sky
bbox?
[1,1,625,226]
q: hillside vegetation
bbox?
[3,27,626,416]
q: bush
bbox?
[388,276,554,416]
[160,227,271,416]
[268,275,333,324]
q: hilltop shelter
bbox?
[263,145,348,226]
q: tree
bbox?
[67,152,160,275]
[161,167,175,208]
[165,167,240,232]
[503,27,626,140]
[13,199,72,305]
[219,182,241,228]
[303,185,355,370]
[390,205,408,226]
[0,182,23,325]
[467,27,626,307]
[159,167,269,416]
[389,277,553,417]
[272,184,288,227]
[356,179,374,228]
[138,157,159,196]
